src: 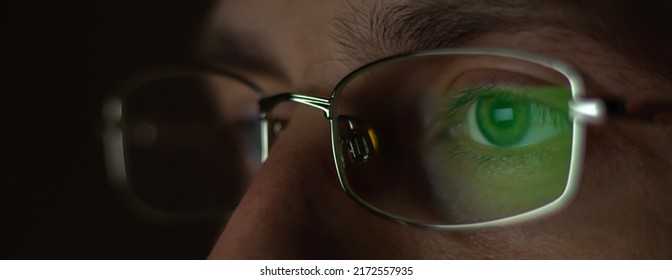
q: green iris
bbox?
[475,94,531,147]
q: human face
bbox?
[201,0,672,259]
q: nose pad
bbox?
[337,116,380,193]
[265,118,287,148]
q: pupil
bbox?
[476,95,531,147]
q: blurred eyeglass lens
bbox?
[123,73,260,213]
[334,53,574,225]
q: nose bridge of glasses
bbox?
[258,93,333,162]
[258,93,332,118]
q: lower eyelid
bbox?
[432,136,567,177]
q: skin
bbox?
[201,0,672,259]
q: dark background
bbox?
[3,0,223,259]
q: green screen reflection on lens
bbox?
[425,86,573,223]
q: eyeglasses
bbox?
[102,48,669,228]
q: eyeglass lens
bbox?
[332,53,574,225]
[122,73,260,213]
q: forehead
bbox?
[201,0,352,87]
[204,0,344,76]
[208,0,339,27]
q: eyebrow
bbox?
[332,0,581,64]
[199,0,564,80]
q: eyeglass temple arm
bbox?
[602,99,672,123]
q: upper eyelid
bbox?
[435,83,672,126]
[437,86,569,121]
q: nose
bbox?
[208,105,347,259]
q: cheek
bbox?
[326,124,672,259]
[554,125,672,257]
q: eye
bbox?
[464,87,571,149]
[421,85,574,222]
[332,50,581,225]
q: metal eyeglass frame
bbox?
[103,48,670,227]
[257,48,604,230]
[102,66,264,222]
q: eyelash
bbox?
[436,85,564,123]
[429,86,569,170]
